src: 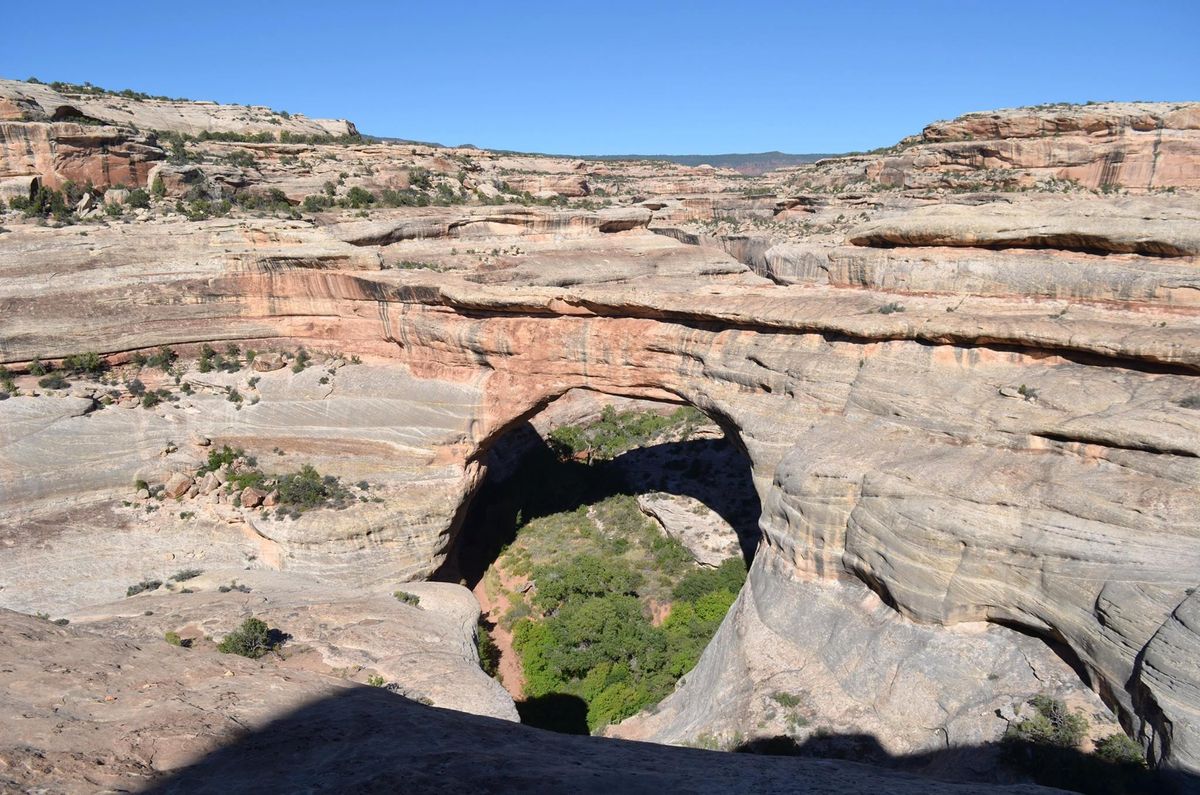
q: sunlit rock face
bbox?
[0,89,1197,786]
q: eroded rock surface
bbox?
[0,90,1198,789]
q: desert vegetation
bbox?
[1000,695,1151,793]
[217,616,284,658]
[465,405,749,733]
[511,540,744,731]
[547,405,705,463]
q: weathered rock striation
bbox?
[0,90,1198,790]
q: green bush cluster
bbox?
[408,168,432,190]
[342,186,375,208]
[512,553,744,731]
[195,446,351,516]
[301,186,435,213]
[1005,695,1089,748]
[275,464,353,510]
[1002,696,1152,792]
[236,188,291,211]
[126,579,162,596]
[176,197,232,221]
[145,345,177,371]
[302,194,334,212]
[224,150,258,169]
[547,405,705,462]
[61,352,106,375]
[126,188,151,209]
[491,181,568,207]
[290,348,311,373]
[197,343,242,373]
[28,77,189,102]
[141,388,173,408]
[379,187,431,207]
[477,618,501,678]
[278,130,363,145]
[196,444,249,475]
[1093,732,1146,767]
[38,373,70,390]
[9,185,70,219]
[393,590,421,607]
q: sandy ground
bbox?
[472,568,528,698]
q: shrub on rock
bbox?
[217,617,280,659]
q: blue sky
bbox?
[2,1,1197,154]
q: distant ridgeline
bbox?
[360,140,838,176]
[576,152,835,175]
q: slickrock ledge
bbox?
[0,610,1060,794]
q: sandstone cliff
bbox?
[775,101,1200,192]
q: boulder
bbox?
[104,188,130,206]
[163,472,194,499]
[253,352,286,372]
[0,174,38,203]
[241,488,265,508]
[198,471,219,495]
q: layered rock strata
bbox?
[0,94,1197,786]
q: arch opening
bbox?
[434,389,762,734]
[50,104,106,125]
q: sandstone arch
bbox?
[379,292,1199,771]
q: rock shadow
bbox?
[733,731,1183,795]
[141,686,1198,794]
[515,692,590,735]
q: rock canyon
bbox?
[0,77,1197,793]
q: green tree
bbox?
[126,188,151,209]
[217,617,279,658]
[531,555,641,609]
[342,186,376,208]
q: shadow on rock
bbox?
[733,732,1184,795]
[145,684,1178,795]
